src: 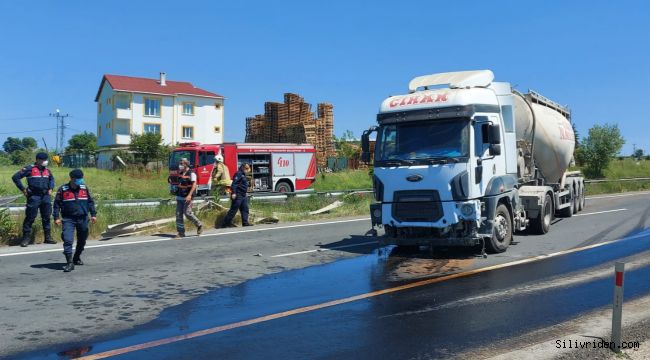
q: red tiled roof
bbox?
[95,74,224,101]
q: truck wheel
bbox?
[559,188,574,217]
[531,193,552,234]
[579,187,586,211]
[486,204,512,254]
[572,187,579,214]
[275,181,292,193]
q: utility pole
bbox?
[49,109,69,153]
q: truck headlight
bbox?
[373,207,382,219]
[460,203,475,216]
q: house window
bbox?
[214,103,221,109]
[214,126,221,133]
[182,102,195,115]
[98,126,102,137]
[182,126,194,139]
[115,94,131,109]
[144,98,161,117]
[98,103,102,114]
[144,123,161,134]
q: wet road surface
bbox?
[4,192,650,359]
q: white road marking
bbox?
[0,218,371,258]
[271,240,379,258]
[587,191,650,200]
[574,208,628,217]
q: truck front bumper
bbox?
[370,200,486,247]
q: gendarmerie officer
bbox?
[53,169,97,272]
[12,152,56,247]
[221,163,253,228]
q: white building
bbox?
[95,72,225,169]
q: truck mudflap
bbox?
[381,221,486,247]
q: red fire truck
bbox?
[169,142,317,195]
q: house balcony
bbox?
[116,108,132,119]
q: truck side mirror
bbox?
[489,124,501,144]
[361,127,377,164]
[489,144,501,156]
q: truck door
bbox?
[500,105,518,175]
[197,150,216,190]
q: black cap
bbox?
[69,169,84,179]
[36,152,48,160]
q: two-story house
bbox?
[95,72,224,169]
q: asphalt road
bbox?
[3,191,650,359]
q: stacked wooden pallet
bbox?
[245,93,335,167]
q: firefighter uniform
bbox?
[12,153,56,246]
[173,169,203,237]
[53,169,96,272]
[221,166,251,227]
[211,158,232,196]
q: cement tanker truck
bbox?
[361,70,585,254]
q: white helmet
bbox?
[215,154,224,162]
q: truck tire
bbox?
[572,188,579,214]
[486,204,512,254]
[275,181,292,193]
[559,188,574,217]
[579,186,586,211]
[531,193,552,234]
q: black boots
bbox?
[20,234,30,247]
[43,232,56,244]
[63,253,75,272]
[73,252,84,266]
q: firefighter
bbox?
[172,158,203,238]
[12,152,56,247]
[221,163,252,228]
[53,169,97,272]
[211,154,232,197]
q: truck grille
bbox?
[392,190,443,222]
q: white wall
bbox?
[174,96,224,145]
[96,83,114,147]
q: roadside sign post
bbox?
[611,262,625,353]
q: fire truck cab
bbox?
[169,142,317,195]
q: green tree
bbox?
[66,132,97,154]
[633,149,644,160]
[10,149,35,165]
[3,137,24,153]
[3,136,37,154]
[129,133,166,165]
[581,123,625,178]
[334,130,359,159]
[21,137,37,150]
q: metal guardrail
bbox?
[584,177,650,184]
[4,177,650,212]
[2,189,375,212]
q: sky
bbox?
[0,0,648,154]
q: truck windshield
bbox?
[375,119,469,166]
[169,150,196,169]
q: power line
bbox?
[0,127,58,135]
[0,115,50,121]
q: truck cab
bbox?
[363,70,584,254]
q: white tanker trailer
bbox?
[361,70,585,254]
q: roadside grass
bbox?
[312,170,372,191]
[0,167,170,201]
[0,194,373,245]
[585,180,650,195]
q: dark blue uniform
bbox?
[222,169,250,226]
[53,184,96,256]
[12,164,55,239]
